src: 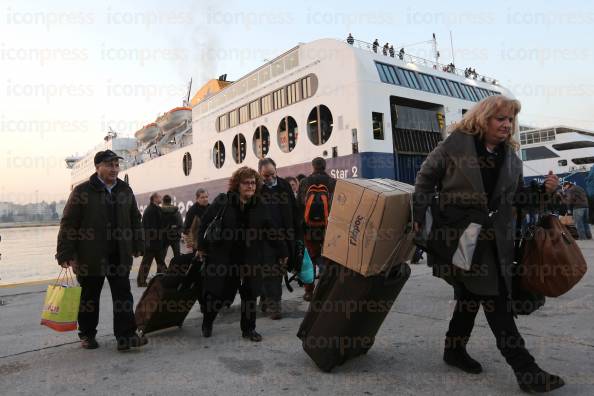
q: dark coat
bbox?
[197,192,289,301]
[56,173,143,276]
[160,204,183,241]
[414,131,527,296]
[183,202,209,234]
[142,202,163,251]
[260,177,303,272]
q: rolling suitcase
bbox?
[135,254,203,335]
[297,261,410,372]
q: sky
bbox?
[1,0,593,204]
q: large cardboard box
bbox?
[322,178,416,276]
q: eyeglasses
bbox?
[240,180,257,186]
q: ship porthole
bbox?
[124,174,129,184]
[213,141,225,169]
[252,125,270,159]
[183,152,192,176]
[277,116,298,153]
[232,133,246,164]
[307,105,333,145]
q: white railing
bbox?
[347,38,498,85]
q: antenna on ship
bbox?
[184,78,192,107]
[432,33,440,65]
[449,30,455,66]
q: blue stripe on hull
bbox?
[134,152,398,215]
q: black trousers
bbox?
[136,249,167,284]
[447,283,535,372]
[77,264,136,340]
[137,248,167,284]
[162,239,181,258]
[202,276,259,333]
[260,262,284,311]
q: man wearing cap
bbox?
[56,150,148,351]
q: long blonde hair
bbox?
[450,95,521,150]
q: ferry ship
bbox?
[520,126,594,188]
[66,37,511,215]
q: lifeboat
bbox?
[156,107,191,131]
[134,123,161,143]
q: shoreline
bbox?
[0,222,60,229]
[0,278,57,289]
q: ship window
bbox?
[273,88,286,110]
[229,109,239,128]
[302,76,313,98]
[435,77,452,96]
[376,63,388,83]
[571,156,594,165]
[477,88,490,100]
[459,84,477,101]
[558,160,568,166]
[449,81,464,99]
[386,66,400,85]
[213,140,225,168]
[259,68,271,84]
[381,64,396,84]
[372,112,384,140]
[249,100,260,119]
[278,116,298,153]
[248,74,258,90]
[419,73,439,93]
[217,114,229,132]
[182,152,192,176]
[261,94,272,115]
[308,105,333,145]
[287,81,301,105]
[232,134,246,164]
[552,141,594,151]
[239,105,249,124]
[521,146,559,161]
[271,59,285,77]
[284,51,299,70]
[253,125,270,159]
[398,68,421,90]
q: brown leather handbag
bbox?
[520,214,587,297]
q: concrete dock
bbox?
[1,240,593,395]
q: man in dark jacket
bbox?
[160,194,183,257]
[56,150,148,351]
[297,157,336,301]
[137,192,167,287]
[258,158,302,319]
[183,188,210,234]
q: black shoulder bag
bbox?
[203,196,229,244]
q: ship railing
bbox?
[346,38,498,85]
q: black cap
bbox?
[94,150,123,165]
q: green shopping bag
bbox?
[40,268,81,332]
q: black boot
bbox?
[444,337,482,374]
[515,363,565,393]
[202,312,216,338]
[201,323,213,338]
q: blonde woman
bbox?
[414,96,563,393]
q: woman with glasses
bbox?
[196,166,288,341]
